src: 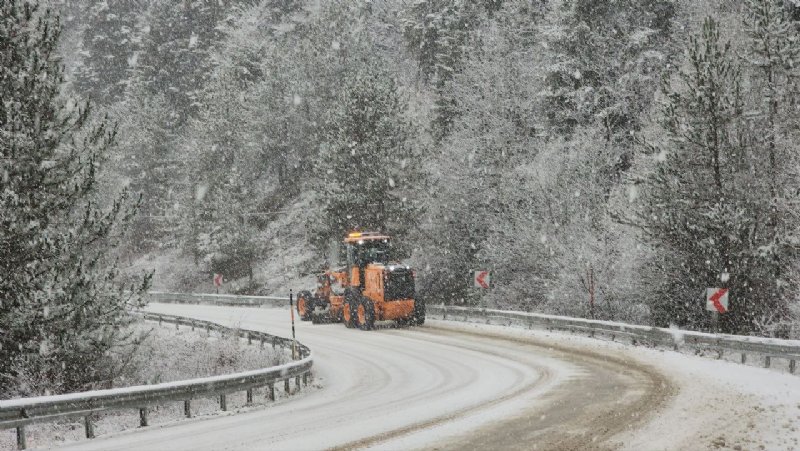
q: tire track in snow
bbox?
[50,305,672,451]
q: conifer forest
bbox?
[3,0,800,396]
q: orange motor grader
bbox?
[296,232,425,330]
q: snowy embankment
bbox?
[49,303,800,451]
[0,318,298,451]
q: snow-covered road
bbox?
[53,303,800,450]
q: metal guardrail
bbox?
[427,305,800,373]
[148,291,289,307]
[151,292,800,372]
[1,311,312,450]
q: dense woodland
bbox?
[4,0,800,394]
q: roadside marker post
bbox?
[473,270,491,289]
[290,289,298,360]
[706,288,729,333]
[706,288,729,313]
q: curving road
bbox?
[56,303,673,451]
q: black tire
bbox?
[343,291,358,328]
[411,298,426,326]
[297,290,313,321]
[358,297,376,331]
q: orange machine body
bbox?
[297,232,424,329]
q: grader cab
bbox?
[296,232,424,330]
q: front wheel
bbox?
[358,298,376,331]
[297,291,313,321]
[343,297,357,328]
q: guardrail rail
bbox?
[149,291,289,307]
[426,305,800,373]
[150,292,800,373]
[1,311,312,450]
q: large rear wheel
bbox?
[358,298,376,331]
[297,291,313,321]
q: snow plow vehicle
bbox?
[296,232,425,330]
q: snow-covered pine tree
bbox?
[626,18,790,334]
[73,0,143,105]
[741,0,800,334]
[113,86,180,253]
[399,1,493,142]
[414,3,547,306]
[135,0,237,127]
[181,72,263,284]
[315,63,421,257]
[542,0,676,140]
[0,2,150,396]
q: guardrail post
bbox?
[790,359,796,374]
[191,320,195,331]
[272,337,278,350]
[741,353,747,364]
[139,408,148,427]
[268,383,275,401]
[246,389,254,405]
[611,334,615,342]
[184,400,192,418]
[295,376,301,391]
[284,379,290,394]
[220,394,227,411]
[443,306,447,320]
[303,372,309,386]
[158,316,162,326]
[765,356,771,368]
[206,324,211,334]
[84,415,95,439]
[717,349,724,360]
[260,337,265,349]
[16,426,26,450]
[248,333,252,345]
[176,321,180,330]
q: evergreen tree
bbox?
[181,72,263,281]
[315,63,421,255]
[414,1,548,306]
[625,18,792,334]
[400,1,498,142]
[73,0,143,104]
[113,86,181,252]
[0,1,150,396]
[740,0,800,333]
[543,0,676,141]
[135,0,241,126]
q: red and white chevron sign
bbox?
[213,273,223,288]
[706,288,729,313]
[473,271,491,289]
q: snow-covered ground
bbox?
[42,304,800,450]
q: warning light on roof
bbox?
[348,232,363,238]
